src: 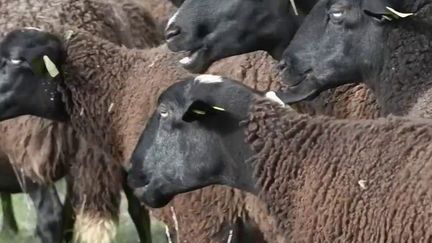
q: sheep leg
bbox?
[28,184,63,243]
[62,177,75,243]
[122,174,152,243]
[0,193,18,234]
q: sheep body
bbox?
[0,0,163,241]
[244,98,432,242]
[0,0,162,47]
[51,27,382,243]
[3,19,381,242]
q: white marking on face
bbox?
[166,11,179,30]
[265,91,285,107]
[194,74,224,84]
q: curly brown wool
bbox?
[0,1,163,241]
[137,0,178,28]
[0,0,162,48]
[244,97,432,242]
[48,24,384,242]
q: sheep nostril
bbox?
[165,25,181,40]
[277,60,288,72]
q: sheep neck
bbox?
[61,29,148,158]
[367,2,432,118]
[244,98,328,237]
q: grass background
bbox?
[0,179,168,243]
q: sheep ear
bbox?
[182,100,226,122]
[363,1,413,22]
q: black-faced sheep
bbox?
[0,0,163,242]
[0,26,280,243]
[164,0,316,73]
[130,76,432,242]
[279,0,432,117]
[0,25,383,242]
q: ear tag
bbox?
[386,7,414,19]
[43,55,60,78]
[289,0,299,16]
[212,106,225,111]
[192,110,206,115]
[64,30,74,41]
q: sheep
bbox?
[137,0,179,28]
[130,76,432,242]
[164,0,316,73]
[0,0,162,48]
[0,24,383,242]
[0,25,290,243]
[0,0,164,242]
[278,0,432,118]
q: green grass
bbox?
[0,179,168,243]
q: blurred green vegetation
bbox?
[0,179,168,243]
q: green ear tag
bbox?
[43,55,60,78]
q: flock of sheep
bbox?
[0,0,430,242]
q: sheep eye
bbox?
[160,107,169,118]
[10,59,23,65]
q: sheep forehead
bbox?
[194,74,224,84]
[265,91,285,107]
[167,11,179,29]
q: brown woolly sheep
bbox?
[0,26,382,243]
[0,0,162,47]
[0,0,163,242]
[137,0,178,28]
[131,77,432,243]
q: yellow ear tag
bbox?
[386,7,414,19]
[290,0,299,16]
[192,110,206,115]
[64,30,74,41]
[43,55,60,78]
[212,106,225,111]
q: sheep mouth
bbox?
[178,47,210,74]
[278,76,321,104]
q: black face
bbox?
[0,29,67,121]
[165,0,318,73]
[128,76,255,208]
[278,0,397,103]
